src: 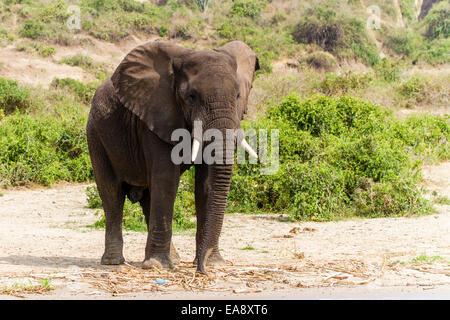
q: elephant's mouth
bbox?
[190,124,257,162]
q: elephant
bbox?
[86,40,259,274]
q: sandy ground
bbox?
[0,163,448,300]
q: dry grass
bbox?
[0,278,53,297]
[74,259,393,295]
[247,60,450,122]
[0,259,392,297]
[0,259,389,296]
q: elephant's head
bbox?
[111,40,259,273]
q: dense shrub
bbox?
[397,76,428,105]
[19,19,44,39]
[415,37,450,65]
[423,1,450,39]
[0,112,92,186]
[291,7,379,66]
[298,51,337,71]
[228,94,448,220]
[60,54,94,69]
[373,57,401,82]
[383,2,449,65]
[292,9,343,52]
[400,0,416,23]
[51,78,98,104]
[0,78,31,114]
[384,29,423,56]
[315,72,373,95]
[231,0,267,19]
[216,14,295,74]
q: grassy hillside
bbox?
[1,0,449,70]
[0,0,449,228]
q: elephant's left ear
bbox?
[111,41,193,145]
[216,41,259,119]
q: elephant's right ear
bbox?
[111,41,192,144]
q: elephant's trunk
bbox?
[195,123,235,274]
[196,162,233,274]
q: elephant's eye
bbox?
[187,93,196,104]
[237,92,241,100]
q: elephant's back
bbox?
[89,78,121,120]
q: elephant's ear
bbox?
[111,41,192,144]
[216,41,259,119]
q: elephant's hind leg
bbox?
[87,130,125,265]
[101,188,126,265]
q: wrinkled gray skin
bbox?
[86,40,259,274]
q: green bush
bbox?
[385,29,423,56]
[298,51,337,71]
[51,78,98,104]
[15,41,56,57]
[315,72,373,95]
[373,57,401,82]
[0,112,92,186]
[415,37,450,65]
[392,114,450,161]
[423,1,450,39]
[216,14,295,74]
[291,7,379,66]
[86,185,102,208]
[91,199,148,232]
[60,54,94,69]
[400,0,416,23]
[39,45,56,57]
[158,25,169,37]
[19,19,44,39]
[228,94,448,220]
[0,78,32,114]
[397,76,428,105]
[231,0,267,19]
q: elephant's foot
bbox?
[193,250,227,267]
[142,253,173,270]
[101,252,125,265]
[206,251,227,266]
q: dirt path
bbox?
[0,163,448,299]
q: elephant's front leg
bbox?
[142,152,180,270]
[193,164,226,266]
[139,189,181,264]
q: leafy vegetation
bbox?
[0,78,31,114]
[423,1,450,40]
[315,72,373,95]
[15,41,56,57]
[291,7,380,66]
[0,81,91,187]
[51,78,97,104]
[228,94,449,221]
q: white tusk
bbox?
[241,139,258,158]
[192,139,201,162]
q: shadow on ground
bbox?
[0,255,104,269]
